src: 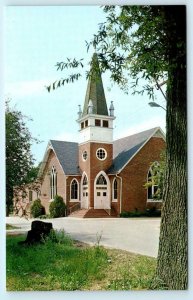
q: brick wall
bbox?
[120,137,165,213]
[79,142,113,208]
[40,150,66,213]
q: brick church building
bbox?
[14,54,165,218]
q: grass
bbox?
[6,224,21,230]
[6,231,158,291]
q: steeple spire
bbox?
[82,53,108,117]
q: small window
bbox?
[113,179,118,201]
[81,122,84,129]
[85,120,88,127]
[103,192,107,196]
[83,175,88,185]
[103,120,108,128]
[95,119,101,126]
[50,166,57,200]
[82,151,88,161]
[96,148,107,160]
[97,192,100,196]
[86,192,88,197]
[83,192,85,197]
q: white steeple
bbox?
[77,54,116,145]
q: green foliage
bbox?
[24,165,40,183]
[144,151,166,200]
[6,232,108,291]
[30,199,45,218]
[6,233,158,291]
[6,224,21,230]
[107,255,158,290]
[49,195,66,218]
[46,58,84,92]
[6,101,39,215]
[120,208,161,218]
[39,214,50,219]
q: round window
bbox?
[96,148,107,160]
[82,150,88,161]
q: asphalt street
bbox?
[6,216,161,257]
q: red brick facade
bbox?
[13,134,165,217]
[79,142,113,208]
[40,150,67,213]
[119,137,165,214]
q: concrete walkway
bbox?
[6,216,161,257]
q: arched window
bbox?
[83,175,88,186]
[147,162,162,201]
[50,166,57,200]
[96,174,107,185]
[70,179,79,201]
[94,171,110,209]
[112,178,118,202]
[82,174,88,198]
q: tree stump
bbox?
[19,220,53,245]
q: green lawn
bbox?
[6,224,21,230]
[6,231,159,291]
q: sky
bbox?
[4,6,167,165]
[2,2,193,300]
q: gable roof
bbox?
[108,127,165,174]
[50,140,80,175]
[38,140,80,178]
[38,127,165,178]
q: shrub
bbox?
[49,195,66,218]
[120,211,144,218]
[146,207,161,217]
[30,199,45,218]
[120,208,161,218]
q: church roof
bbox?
[82,53,108,117]
[50,140,80,175]
[108,127,165,174]
[38,127,165,178]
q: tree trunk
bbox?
[156,6,187,289]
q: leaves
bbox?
[46,73,82,92]
[6,101,39,213]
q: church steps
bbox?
[68,208,117,218]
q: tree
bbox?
[6,101,39,215]
[47,5,187,289]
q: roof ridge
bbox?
[50,139,78,145]
[114,127,160,143]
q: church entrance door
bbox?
[81,189,88,209]
[94,173,110,209]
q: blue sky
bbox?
[5,6,166,165]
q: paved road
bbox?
[6,216,161,257]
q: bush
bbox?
[120,208,161,218]
[120,211,144,218]
[39,214,50,219]
[49,195,66,218]
[30,199,45,218]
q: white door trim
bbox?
[94,171,111,209]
